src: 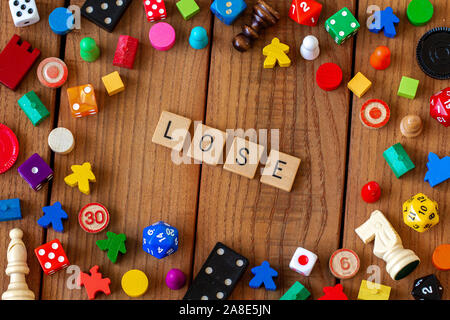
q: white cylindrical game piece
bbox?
[300,35,320,60]
[48,127,75,154]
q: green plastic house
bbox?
[280,281,310,300]
[18,91,50,126]
[383,143,415,178]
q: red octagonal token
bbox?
[78,203,110,233]
[316,63,343,91]
[0,123,19,174]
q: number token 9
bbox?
[329,248,360,279]
[78,203,110,233]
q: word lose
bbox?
[152,111,301,192]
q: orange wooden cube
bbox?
[67,84,98,118]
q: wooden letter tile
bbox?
[223,137,264,179]
[260,150,301,192]
[152,111,192,152]
[187,124,227,165]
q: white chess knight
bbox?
[2,228,35,300]
[300,35,320,61]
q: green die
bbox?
[325,7,360,44]
[280,281,310,300]
[383,143,415,178]
[176,0,200,20]
[397,76,419,99]
[18,91,50,126]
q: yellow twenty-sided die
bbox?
[121,269,149,297]
[403,193,439,232]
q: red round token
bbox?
[78,203,110,233]
[0,123,19,174]
[361,181,381,203]
[360,99,390,129]
[329,248,360,280]
[37,57,68,88]
[316,63,343,91]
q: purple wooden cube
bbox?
[17,153,53,191]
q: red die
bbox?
[113,35,139,69]
[430,87,450,127]
[289,0,322,26]
[34,239,69,275]
[143,0,167,22]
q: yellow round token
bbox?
[121,269,149,297]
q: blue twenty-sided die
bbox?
[49,7,74,35]
[143,221,179,259]
[210,0,247,25]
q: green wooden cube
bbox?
[325,7,360,45]
[383,143,415,178]
[397,76,419,99]
[280,281,310,300]
[18,91,50,126]
[176,0,200,20]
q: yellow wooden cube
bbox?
[102,71,125,96]
[357,280,391,300]
[348,72,372,98]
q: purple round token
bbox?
[149,22,176,51]
[165,268,186,290]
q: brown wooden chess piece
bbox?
[232,0,280,52]
[2,228,35,300]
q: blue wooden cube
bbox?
[143,221,178,259]
[0,198,22,222]
[210,0,247,25]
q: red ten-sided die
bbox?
[430,87,450,127]
[316,63,343,91]
[360,99,390,129]
[361,181,381,203]
[78,203,110,233]
[37,57,68,88]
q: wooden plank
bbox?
[193,0,355,299]
[0,0,64,299]
[41,0,212,299]
[342,0,450,299]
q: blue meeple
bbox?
[249,261,278,291]
[369,7,399,38]
[37,201,68,232]
[143,221,179,259]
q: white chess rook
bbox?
[2,228,35,300]
[300,35,320,61]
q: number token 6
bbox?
[78,203,110,233]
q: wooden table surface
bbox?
[0,0,448,300]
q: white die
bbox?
[9,0,40,27]
[289,247,318,276]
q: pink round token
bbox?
[149,22,176,51]
[37,57,68,88]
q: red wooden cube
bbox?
[430,87,450,127]
[289,0,322,26]
[143,0,167,22]
[113,35,139,69]
[34,239,69,275]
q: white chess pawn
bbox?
[2,228,35,300]
[300,35,320,60]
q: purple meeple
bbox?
[17,153,53,191]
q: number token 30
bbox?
[78,203,110,233]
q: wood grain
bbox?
[41,0,212,299]
[0,0,64,299]
[193,0,355,299]
[341,0,450,300]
